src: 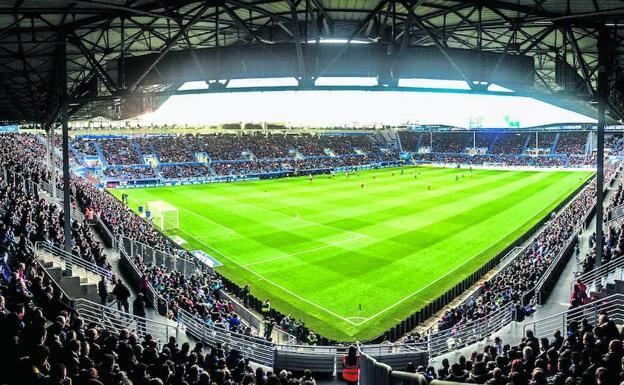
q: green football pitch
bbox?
[111,166,592,341]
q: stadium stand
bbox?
[556,132,589,155]
[490,133,529,155]
[0,129,621,385]
[98,139,143,165]
[435,164,617,333]
[68,130,602,185]
[0,259,318,385]
[431,133,471,153]
[362,304,624,385]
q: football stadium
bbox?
[3,2,624,385]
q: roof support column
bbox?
[58,34,73,272]
[595,27,610,268]
[46,126,56,200]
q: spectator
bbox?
[113,281,131,313]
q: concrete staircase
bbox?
[37,247,103,303]
[550,133,560,155]
[94,141,109,167]
[521,134,531,154]
[588,267,624,299]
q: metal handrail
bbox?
[533,230,579,300]
[37,181,86,222]
[96,215,117,249]
[177,308,276,367]
[35,241,113,280]
[522,293,624,339]
[120,235,197,275]
[218,289,297,344]
[119,247,159,307]
[573,254,624,294]
[607,202,624,224]
[28,244,73,306]
[426,301,514,358]
[74,298,179,344]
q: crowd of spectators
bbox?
[72,139,99,156]
[131,259,258,338]
[0,241,318,385]
[398,132,420,152]
[526,132,557,151]
[0,134,297,342]
[245,135,291,159]
[609,136,624,156]
[160,165,213,179]
[412,153,573,168]
[577,181,624,280]
[73,133,384,169]
[430,313,624,385]
[475,133,496,149]
[556,132,589,155]
[103,167,157,180]
[431,133,471,153]
[140,137,197,163]
[69,131,602,182]
[436,163,618,334]
[490,133,529,155]
[0,136,110,269]
[98,139,143,165]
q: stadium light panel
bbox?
[314,77,379,86]
[306,38,371,44]
[178,81,210,90]
[226,77,299,88]
[398,78,472,90]
[487,84,514,93]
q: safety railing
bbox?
[177,308,276,368]
[607,202,624,224]
[38,181,86,222]
[28,244,74,309]
[120,235,197,277]
[218,290,297,345]
[95,215,116,249]
[573,254,624,295]
[533,230,579,304]
[359,351,431,385]
[426,301,514,358]
[75,298,179,345]
[35,241,113,281]
[119,247,160,308]
[119,246,277,365]
[523,293,624,339]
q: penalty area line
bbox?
[173,227,360,326]
[179,207,237,235]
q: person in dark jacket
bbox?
[133,293,147,336]
[112,281,130,313]
[97,277,108,306]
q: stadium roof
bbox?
[1,0,624,125]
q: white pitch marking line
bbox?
[178,206,236,235]
[174,227,360,326]
[242,235,365,267]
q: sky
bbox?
[140,78,596,128]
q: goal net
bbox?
[146,200,179,231]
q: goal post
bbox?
[146,200,179,231]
